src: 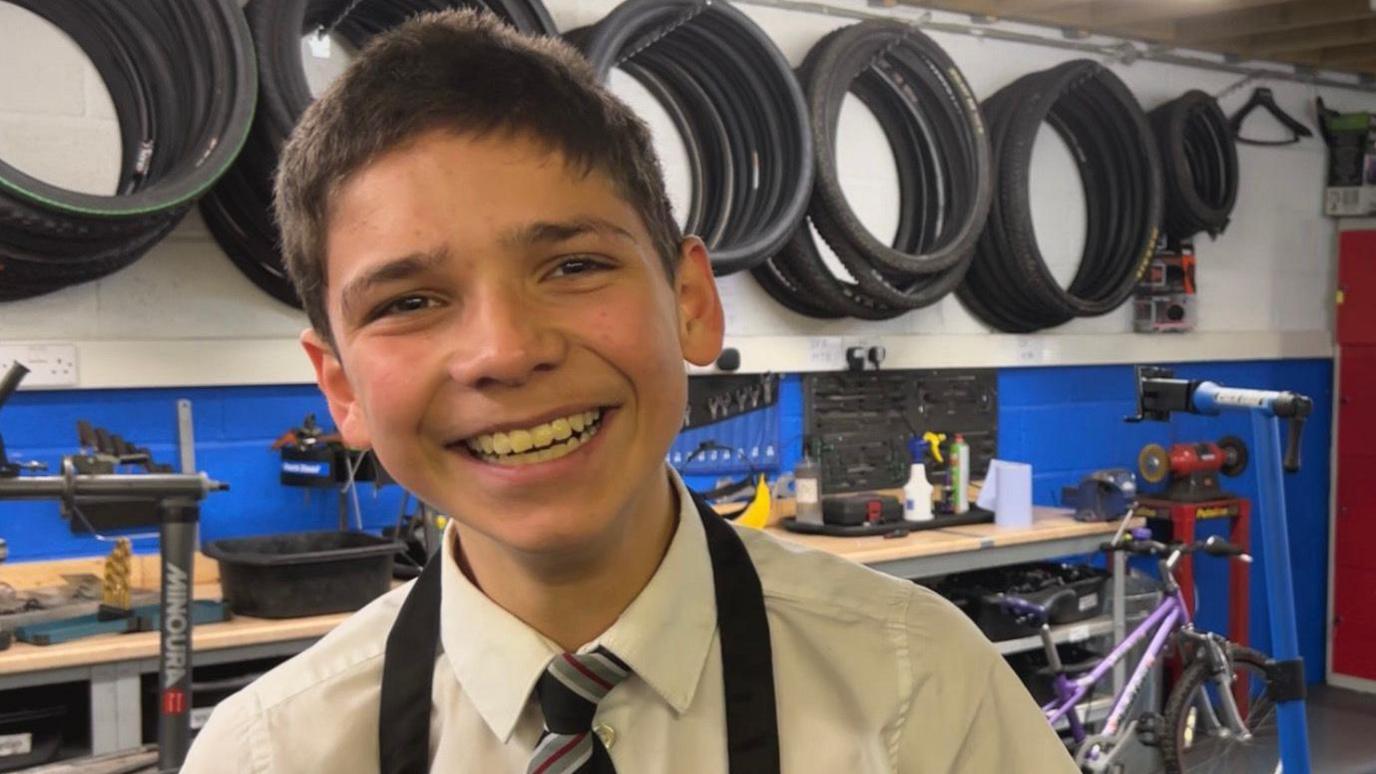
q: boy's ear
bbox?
[300,328,372,449]
[674,236,725,367]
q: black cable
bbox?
[571,0,813,276]
[0,0,256,301]
[753,21,991,319]
[1148,90,1237,242]
[199,0,558,308]
[957,60,1163,333]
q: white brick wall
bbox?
[0,1,1373,385]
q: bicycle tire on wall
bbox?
[199,0,558,309]
[571,0,813,276]
[1148,89,1238,243]
[0,0,257,301]
[957,59,1163,333]
[755,20,991,319]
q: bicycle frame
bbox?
[1043,583,1190,745]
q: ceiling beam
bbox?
[1243,18,1376,57]
[1318,41,1376,66]
[1033,0,1294,29]
[1174,0,1376,46]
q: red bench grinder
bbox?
[1136,437,1252,683]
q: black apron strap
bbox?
[377,490,781,774]
[690,491,782,774]
[379,554,443,774]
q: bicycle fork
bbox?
[1185,630,1252,743]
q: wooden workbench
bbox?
[0,508,1132,677]
[0,507,1133,755]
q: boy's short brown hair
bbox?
[274,8,682,345]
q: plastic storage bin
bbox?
[0,706,64,771]
[933,562,1109,641]
[204,531,401,618]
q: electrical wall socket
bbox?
[0,343,79,388]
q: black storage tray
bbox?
[0,705,65,772]
[935,562,1109,642]
[204,531,401,619]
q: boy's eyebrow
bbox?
[501,217,637,248]
[338,246,449,322]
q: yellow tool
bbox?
[735,475,772,530]
[102,538,132,613]
[922,431,948,463]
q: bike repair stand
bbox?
[1129,365,1312,774]
[0,363,228,773]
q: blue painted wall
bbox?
[0,384,407,561]
[0,359,1332,680]
[998,359,1334,685]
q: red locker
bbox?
[1338,230,1376,346]
[1334,229,1376,684]
[1334,457,1376,572]
[1336,347,1376,459]
[1334,566,1376,681]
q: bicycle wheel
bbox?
[1161,645,1279,773]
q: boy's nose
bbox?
[448,285,567,388]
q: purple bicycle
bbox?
[999,530,1280,773]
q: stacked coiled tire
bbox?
[0,0,256,301]
[957,60,1163,333]
[1148,89,1237,243]
[201,0,559,308]
[753,20,992,319]
[571,0,813,276]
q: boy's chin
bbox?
[468,507,626,561]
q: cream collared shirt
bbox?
[184,469,1074,773]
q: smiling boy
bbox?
[183,9,1074,773]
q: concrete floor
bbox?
[1308,684,1376,774]
[1096,683,1376,772]
[1165,683,1376,773]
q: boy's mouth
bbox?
[453,408,606,467]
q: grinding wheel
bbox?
[1139,443,1170,484]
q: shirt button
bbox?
[594,723,616,750]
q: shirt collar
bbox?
[437,467,719,743]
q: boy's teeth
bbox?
[508,429,533,454]
[490,432,590,466]
[463,408,603,459]
[492,434,512,455]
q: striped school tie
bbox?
[527,647,632,774]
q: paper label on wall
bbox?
[807,337,844,369]
[0,733,32,757]
[1015,337,1042,364]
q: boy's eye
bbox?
[549,256,611,278]
[373,294,436,319]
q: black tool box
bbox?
[933,562,1109,642]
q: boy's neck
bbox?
[452,474,681,652]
